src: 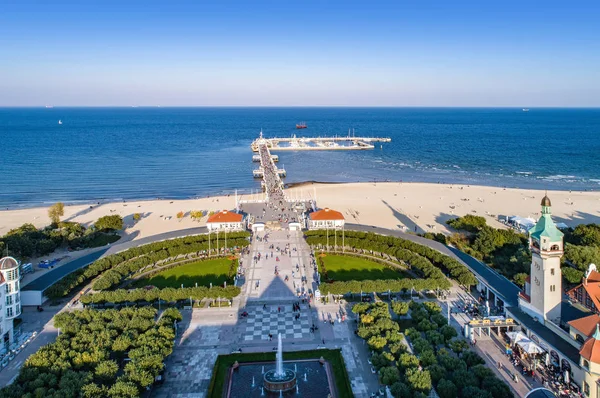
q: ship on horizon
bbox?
[296,122,307,129]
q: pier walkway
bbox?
[257,139,285,203]
[251,134,391,152]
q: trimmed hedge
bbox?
[80,285,241,305]
[45,232,250,299]
[319,277,451,295]
[306,230,476,287]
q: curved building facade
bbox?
[0,257,21,344]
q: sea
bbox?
[1,107,599,209]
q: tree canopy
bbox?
[48,202,65,224]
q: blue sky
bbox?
[1,1,599,106]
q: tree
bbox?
[449,339,469,354]
[461,386,493,398]
[380,366,400,385]
[48,202,65,224]
[513,273,528,287]
[406,368,431,392]
[133,213,141,222]
[398,353,419,369]
[190,211,203,221]
[452,369,479,391]
[440,325,457,342]
[367,335,387,351]
[426,364,447,385]
[95,360,119,384]
[571,224,600,247]
[437,379,457,398]
[390,382,411,398]
[419,350,437,367]
[108,380,139,398]
[462,350,485,367]
[95,215,123,231]
[562,266,584,285]
[447,215,487,232]
[176,211,184,221]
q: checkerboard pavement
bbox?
[240,307,313,341]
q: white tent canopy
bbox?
[506,331,528,344]
[508,216,536,229]
[516,339,546,354]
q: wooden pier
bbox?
[253,154,279,162]
[251,134,391,152]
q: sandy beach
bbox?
[1,182,599,240]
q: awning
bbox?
[517,339,546,354]
[507,331,528,343]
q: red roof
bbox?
[580,335,600,363]
[519,291,530,303]
[568,314,600,337]
[588,270,600,283]
[309,208,345,221]
[567,279,600,313]
[206,210,243,224]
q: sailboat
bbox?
[58,120,62,125]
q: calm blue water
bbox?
[1,107,599,208]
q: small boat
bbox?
[296,122,307,129]
[58,120,62,125]
[522,108,529,112]
[45,105,53,109]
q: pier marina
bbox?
[250,133,391,152]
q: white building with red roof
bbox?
[206,210,245,232]
[308,208,345,230]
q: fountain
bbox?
[263,333,297,392]
[304,373,307,382]
[252,376,255,387]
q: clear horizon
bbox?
[1,0,599,107]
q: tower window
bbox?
[551,268,555,275]
[550,285,556,292]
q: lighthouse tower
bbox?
[524,195,564,323]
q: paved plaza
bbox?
[151,224,382,398]
[240,306,313,341]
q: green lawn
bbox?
[207,349,353,398]
[132,258,235,289]
[320,254,405,281]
